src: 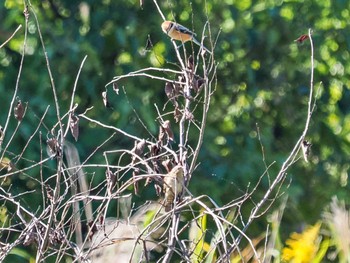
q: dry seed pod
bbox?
[162,120,174,142]
[165,82,176,105]
[102,91,110,107]
[187,55,194,72]
[14,100,25,121]
[47,137,62,157]
[131,139,146,164]
[302,140,312,162]
[158,125,165,144]
[69,113,79,141]
[174,105,181,123]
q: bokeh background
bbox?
[1,0,350,261]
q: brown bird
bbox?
[163,165,184,212]
[161,21,211,54]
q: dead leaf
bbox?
[162,120,174,142]
[187,55,194,72]
[14,100,25,121]
[102,91,110,107]
[69,113,79,141]
[174,106,181,122]
[165,82,176,105]
[132,139,146,164]
[47,137,62,157]
[302,140,312,162]
[294,34,309,43]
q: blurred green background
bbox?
[1,0,350,259]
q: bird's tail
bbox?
[192,37,212,54]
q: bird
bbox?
[161,21,211,54]
[163,164,184,212]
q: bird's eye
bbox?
[167,23,174,32]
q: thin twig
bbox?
[0,24,22,49]
[64,55,88,138]
[30,5,65,260]
[1,20,27,158]
[218,28,316,262]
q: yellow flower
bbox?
[282,222,321,263]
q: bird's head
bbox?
[161,21,174,34]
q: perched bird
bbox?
[161,21,211,54]
[163,165,184,212]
